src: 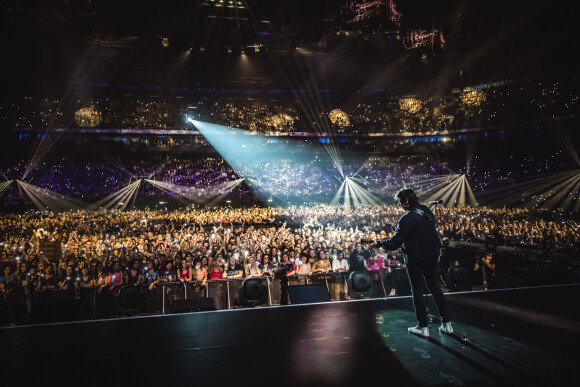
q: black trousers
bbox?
[406,260,450,327]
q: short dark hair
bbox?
[394,188,419,205]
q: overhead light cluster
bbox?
[328,109,350,126]
[206,0,245,8]
[399,96,423,113]
[460,88,486,106]
[74,107,102,128]
[269,113,294,128]
[431,106,445,125]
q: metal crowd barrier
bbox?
[9,271,398,324]
[27,286,99,322]
[156,277,282,313]
[288,272,349,301]
[142,272,381,312]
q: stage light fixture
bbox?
[74,107,102,128]
[460,88,486,106]
[268,113,294,129]
[328,109,350,126]
[399,96,422,113]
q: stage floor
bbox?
[1,284,579,386]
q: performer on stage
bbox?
[373,188,453,338]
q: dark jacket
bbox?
[377,203,441,264]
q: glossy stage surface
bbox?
[1,284,579,387]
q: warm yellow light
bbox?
[161,37,169,48]
[74,107,102,128]
[460,88,486,106]
[399,97,423,113]
[269,113,294,128]
[431,106,445,125]
[329,109,350,126]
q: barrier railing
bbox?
[5,271,403,324]
[157,277,281,312]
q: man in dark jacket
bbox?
[374,188,452,337]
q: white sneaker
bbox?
[408,325,429,338]
[439,321,453,334]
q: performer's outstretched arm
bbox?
[377,216,409,251]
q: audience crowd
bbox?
[2,79,577,133]
[2,149,573,206]
[1,203,578,324]
[1,78,578,325]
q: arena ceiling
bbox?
[1,0,577,96]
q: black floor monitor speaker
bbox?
[348,271,373,298]
[288,284,331,304]
[116,286,146,314]
[447,265,473,292]
[239,278,268,307]
[170,297,216,313]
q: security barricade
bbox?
[7,272,393,324]
[30,286,99,322]
[156,277,282,313]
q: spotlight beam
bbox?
[22,135,63,180]
[458,176,466,206]
[331,179,347,206]
[146,178,245,205]
[331,176,383,207]
[412,175,456,195]
[207,179,245,206]
[17,180,87,211]
[281,55,344,176]
[0,180,13,199]
[464,176,478,206]
[346,178,383,206]
[192,119,342,204]
[521,82,580,167]
[145,179,197,204]
[573,178,580,213]
[425,175,462,206]
[479,169,579,208]
[448,176,463,206]
[88,180,141,211]
[542,174,580,210]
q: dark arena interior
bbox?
[1,1,579,386]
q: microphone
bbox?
[428,200,443,205]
